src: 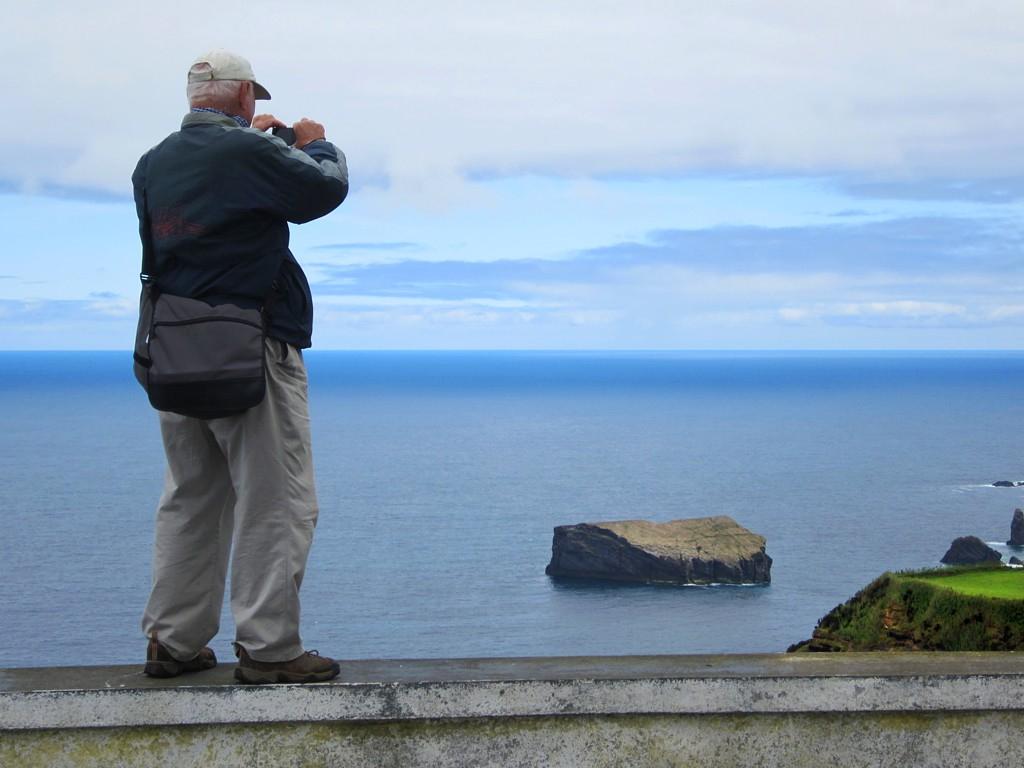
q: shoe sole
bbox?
[144,657,217,678]
[233,664,341,685]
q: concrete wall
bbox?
[3,653,1024,767]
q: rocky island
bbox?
[1009,508,1024,547]
[940,536,1002,566]
[545,515,771,585]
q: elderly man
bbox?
[132,50,348,684]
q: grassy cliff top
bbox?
[789,565,1024,653]
[905,567,1024,600]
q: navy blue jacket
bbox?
[132,111,349,349]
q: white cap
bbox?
[188,49,271,100]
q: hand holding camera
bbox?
[264,116,326,149]
[292,119,326,148]
[252,114,286,132]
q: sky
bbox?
[2,1,1024,349]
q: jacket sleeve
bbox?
[242,133,349,224]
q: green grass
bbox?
[907,568,1024,600]
[789,565,1024,652]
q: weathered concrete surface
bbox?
[4,712,1023,768]
[4,654,1024,767]
[546,516,772,584]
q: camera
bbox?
[272,126,296,146]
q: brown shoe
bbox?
[233,643,340,685]
[143,637,217,678]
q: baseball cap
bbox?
[188,50,271,100]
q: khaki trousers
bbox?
[141,339,318,662]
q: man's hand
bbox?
[252,114,286,132]
[293,118,327,149]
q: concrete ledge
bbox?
[3,653,1024,730]
[4,654,1024,767]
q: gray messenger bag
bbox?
[133,287,269,419]
[132,191,272,420]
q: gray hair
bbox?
[186,79,244,107]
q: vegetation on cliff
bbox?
[788,565,1024,652]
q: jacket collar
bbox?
[181,110,245,130]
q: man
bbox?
[132,50,348,684]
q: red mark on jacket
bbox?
[151,207,206,240]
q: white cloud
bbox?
[6,2,1024,199]
[611,265,846,298]
[86,297,136,317]
[989,305,1024,320]
[778,307,813,322]
[315,295,545,310]
[836,301,967,318]
[778,300,969,324]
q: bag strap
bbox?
[139,187,155,286]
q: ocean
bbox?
[1,351,1022,668]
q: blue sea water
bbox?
[1,351,1023,668]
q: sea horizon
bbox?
[3,348,1024,353]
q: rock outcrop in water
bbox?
[1009,509,1024,547]
[545,515,771,585]
[940,536,1002,566]
[992,480,1024,488]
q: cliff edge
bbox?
[788,566,1024,652]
